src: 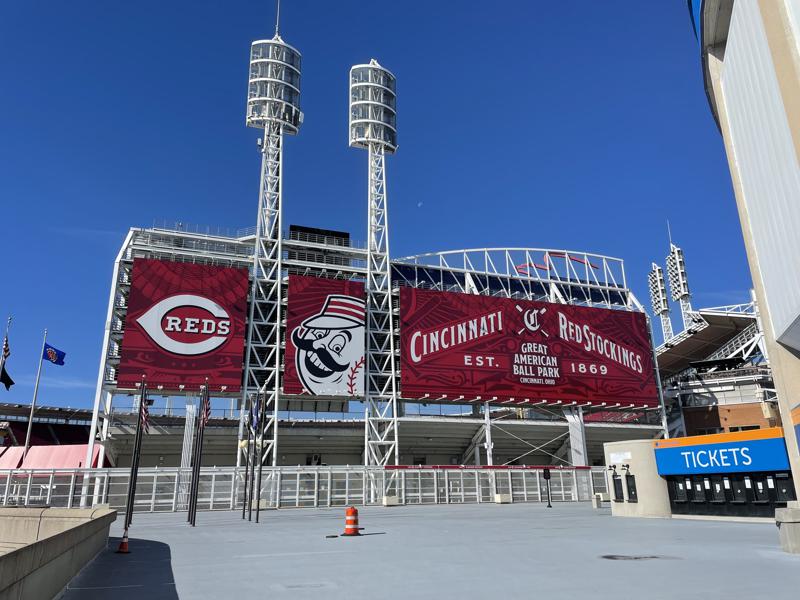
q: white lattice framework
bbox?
[394,248,636,310]
[240,34,302,467]
[350,60,400,466]
[648,263,674,343]
[241,122,283,467]
[666,243,694,331]
[364,143,400,466]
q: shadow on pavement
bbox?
[62,536,178,600]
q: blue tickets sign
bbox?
[654,430,790,476]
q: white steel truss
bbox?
[364,143,399,467]
[241,121,283,467]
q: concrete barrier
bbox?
[603,439,671,518]
[0,506,116,600]
[775,502,800,554]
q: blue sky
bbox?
[0,1,748,409]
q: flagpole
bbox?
[188,385,205,526]
[241,415,252,519]
[23,329,47,462]
[192,388,208,526]
[124,377,147,532]
[255,388,268,523]
[190,380,211,526]
[187,392,201,523]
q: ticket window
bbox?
[625,473,638,503]
[775,473,796,503]
[672,478,688,503]
[709,475,726,504]
[691,476,707,503]
[724,475,747,503]
[752,475,770,504]
[683,477,694,502]
[612,474,624,503]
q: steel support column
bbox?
[240,121,284,468]
[364,142,399,467]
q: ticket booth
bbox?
[654,427,796,518]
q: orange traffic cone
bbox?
[342,506,361,536]
[116,528,130,554]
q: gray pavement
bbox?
[64,503,800,599]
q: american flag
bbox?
[200,391,211,428]
[140,395,150,434]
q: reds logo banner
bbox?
[117,259,249,392]
[284,275,365,397]
[400,287,658,407]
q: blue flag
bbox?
[250,395,260,431]
[43,343,66,365]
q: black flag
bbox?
[0,365,13,391]
[0,335,13,391]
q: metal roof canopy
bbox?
[103,415,661,466]
[656,308,756,378]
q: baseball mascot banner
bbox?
[284,275,366,397]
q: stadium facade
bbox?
[689,0,800,498]
[85,225,664,470]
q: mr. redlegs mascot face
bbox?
[291,295,365,396]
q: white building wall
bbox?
[721,0,800,351]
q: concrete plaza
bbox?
[64,503,800,599]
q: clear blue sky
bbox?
[0,1,748,409]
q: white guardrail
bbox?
[0,466,608,512]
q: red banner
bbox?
[400,288,658,407]
[117,259,249,392]
[283,275,366,397]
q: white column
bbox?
[483,402,494,466]
[563,406,588,466]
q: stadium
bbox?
[32,24,669,485]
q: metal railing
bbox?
[0,466,607,513]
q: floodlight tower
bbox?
[648,263,674,342]
[349,60,399,466]
[240,12,302,467]
[666,243,694,331]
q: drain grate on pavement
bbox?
[600,554,674,561]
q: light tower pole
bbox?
[239,18,302,469]
[349,60,399,467]
[666,243,693,331]
[648,263,673,343]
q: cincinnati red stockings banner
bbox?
[117,259,248,392]
[400,288,658,406]
[284,275,366,397]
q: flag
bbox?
[141,398,150,435]
[43,343,66,365]
[0,365,12,391]
[249,394,260,431]
[1,335,13,391]
[200,392,211,428]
